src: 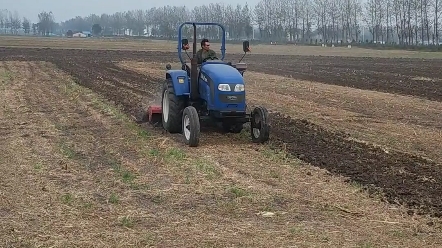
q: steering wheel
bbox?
[203,55,219,62]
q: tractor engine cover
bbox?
[200,62,247,112]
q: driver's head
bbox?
[201,38,210,51]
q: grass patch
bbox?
[61,193,74,205]
[147,148,159,157]
[122,170,136,183]
[289,226,304,235]
[165,147,186,162]
[0,69,12,80]
[34,162,43,170]
[238,127,252,140]
[61,80,81,98]
[120,216,134,228]
[94,99,127,121]
[194,158,221,179]
[269,169,280,178]
[184,168,192,184]
[391,229,406,238]
[82,202,93,210]
[109,193,119,204]
[59,141,80,160]
[142,233,157,245]
[150,194,165,204]
[54,123,69,132]
[2,105,13,117]
[105,155,137,185]
[229,186,248,198]
[137,129,151,139]
[0,68,12,90]
[358,242,374,248]
[261,146,290,162]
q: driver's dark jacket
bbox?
[196,49,217,64]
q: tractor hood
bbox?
[201,63,244,83]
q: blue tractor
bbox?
[146,22,270,147]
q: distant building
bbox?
[71,31,91,38]
[72,32,87,38]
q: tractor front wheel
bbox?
[162,78,185,133]
[182,106,200,147]
[251,106,270,143]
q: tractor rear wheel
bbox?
[251,106,270,143]
[162,78,185,133]
[182,106,200,147]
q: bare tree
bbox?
[38,11,55,36]
[433,0,442,43]
[22,17,30,34]
[43,0,442,47]
[0,9,7,34]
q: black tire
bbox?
[251,106,270,143]
[162,78,185,133]
[182,106,200,147]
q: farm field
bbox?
[3,35,442,58]
[1,37,442,247]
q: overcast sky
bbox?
[2,0,260,23]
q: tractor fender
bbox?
[166,70,189,96]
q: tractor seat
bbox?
[183,62,201,78]
[181,63,191,77]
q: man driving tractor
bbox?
[196,38,217,63]
[182,38,217,64]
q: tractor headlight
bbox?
[178,77,185,84]
[234,84,245,92]
[218,84,231,91]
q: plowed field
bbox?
[1,41,442,247]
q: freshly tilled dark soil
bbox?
[268,112,442,217]
[248,55,442,102]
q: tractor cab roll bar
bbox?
[177,22,227,64]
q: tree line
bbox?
[1,0,442,45]
[0,9,56,36]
